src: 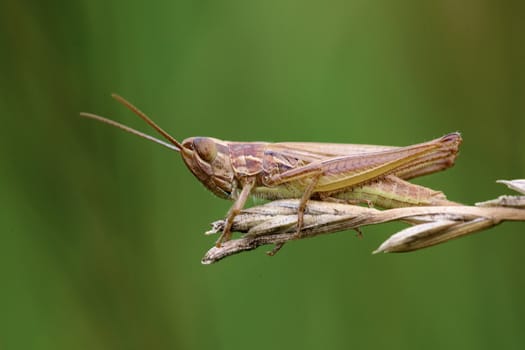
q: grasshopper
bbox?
[81,94,462,246]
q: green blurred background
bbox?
[1,0,524,349]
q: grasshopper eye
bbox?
[193,137,217,162]
[182,140,194,150]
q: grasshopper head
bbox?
[180,137,234,199]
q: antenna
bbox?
[80,94,186,153]
[80,112,181,152]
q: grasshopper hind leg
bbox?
[319,193,375,208]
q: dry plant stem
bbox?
[202,200,525,264]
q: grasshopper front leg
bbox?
[216,178,255,247]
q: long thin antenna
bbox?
[111,93,184,151]
[80,112,181,152]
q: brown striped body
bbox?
[180,133,462,209]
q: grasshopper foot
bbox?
[215,227,232,247]
[266,243,285,256]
